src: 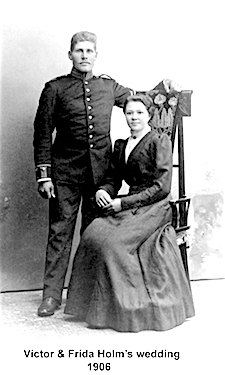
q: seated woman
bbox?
[64,94,195,332]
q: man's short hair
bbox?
[70,31,97,51]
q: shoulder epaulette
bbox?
[98,74,114,80]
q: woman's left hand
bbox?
[102,198,122,214]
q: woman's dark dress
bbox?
[65,131,195,332]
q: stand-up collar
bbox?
[71,67,93,80]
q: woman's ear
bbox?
[68,51,72,60]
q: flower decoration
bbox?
[154,94,166,105]
[168,97,178,107]
[138,89,180,136]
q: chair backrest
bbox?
[139,88,193,281]
[143,88,192,222]
[145,89,180,139]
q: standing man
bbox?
[34,31,175,317]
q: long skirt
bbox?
[64,196,195,332]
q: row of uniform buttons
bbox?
[85,80,94,148]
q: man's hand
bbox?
[163,79,182,93]
[102,198,122,214]
[38,181,55,199]
[96,189,112,208]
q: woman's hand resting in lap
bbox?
[96,190,122,214]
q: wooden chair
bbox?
[141,88,193,283]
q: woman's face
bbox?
[125,101,150,133]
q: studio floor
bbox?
[0,279,224,374]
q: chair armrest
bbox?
[170,197,191,204]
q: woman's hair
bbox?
[123,94,153,114]
[70,31,97,52]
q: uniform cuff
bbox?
[35,164,51,181]
[37,178,52,183]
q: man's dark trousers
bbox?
[42,179,96,304]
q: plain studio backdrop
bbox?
[0,0,224,374]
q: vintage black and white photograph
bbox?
[0,0,224,373]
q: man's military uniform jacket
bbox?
[33,68,132,187]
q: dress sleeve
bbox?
[121,133,172,210]
[33,82,57,167]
